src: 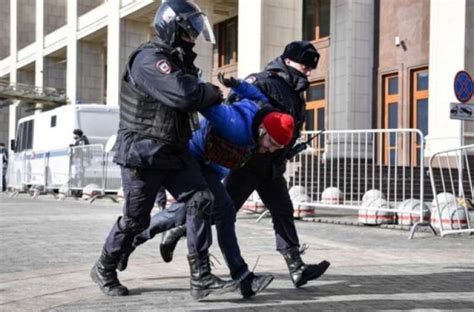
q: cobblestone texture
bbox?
[0,193,473,311]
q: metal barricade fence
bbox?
[103,151,122,192]
[69,144,106,190]
[7,144,123,196]
[272,129,431,238]
[428,144,474,237]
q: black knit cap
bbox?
[282,41,320,69]
[73,129,83,136]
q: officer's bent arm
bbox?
[131,52,221,112]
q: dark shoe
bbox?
[117,246,135,272]
[160,225,186,263]
[91,249,129,296]
[283,247,330,288]
[187,252,239,300]
[117,235,147,271]
[240,272,274,298]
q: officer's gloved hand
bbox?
[205,82,224,105]
[217,72,240,88]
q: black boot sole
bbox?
[243,274,275,299]
[191,283,239,300]
[90,265,129,296]
[295,260,330,288]
[160,244,174,263]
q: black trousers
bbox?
[104,161,211,258]
[224,155,300,252]
[137,164,250,280]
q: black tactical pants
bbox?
[224,156,300,253]
[104,161,212,258]
[137,164,250,280]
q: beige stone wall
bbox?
[77,41,104,104]
[0,0,10,60]
[377,0,430,129]
[44,56,66,91]
[44,0,67,35]
[261,0,302,66]
[0,73,10,145]
[119,19,152,79]
[17,0,36,50]
[78,0,104,16]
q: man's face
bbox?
[257,127,285,154]
[284,59,313,77]
[73,135,79,140]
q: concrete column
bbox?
[66,0,77,104]
[328,0,374,131]
[35,0,44,89]
[427,0,467,153]
[327,0,374,158]
[8,0,18,143]
[106,0,120,106]
[237,0,263,78]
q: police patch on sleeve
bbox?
[155,59,172,74]
[245,75,256,84]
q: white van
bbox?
[9,104,119,190]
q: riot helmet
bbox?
[154,0,216,46]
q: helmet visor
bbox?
[181,12,216,44]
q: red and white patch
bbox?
[155,59,172,74]
[245,75,257,84]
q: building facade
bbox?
[0,0,473,162]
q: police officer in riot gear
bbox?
[161,41,331,288]
[90,0,237,299]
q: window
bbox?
[303,0,330,41]
[411,68,429,165]
[50,115,57,128]
[15,120,34,152]
[214,17,238,67]
[382,74,399,165]
[305,81,326,150]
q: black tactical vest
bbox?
[119,43,192,147]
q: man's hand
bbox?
[217,72,240,88]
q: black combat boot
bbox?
[117,236,147,271]
[282,247,330,288]
[187,252,239,300]
[160,225,186,263]
[239,272,275,298]
[90,249,129,296]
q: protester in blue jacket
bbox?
[118,77,295,298]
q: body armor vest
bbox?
[119,43,192,147]
[203,127,253,170]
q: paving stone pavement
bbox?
[0,193,473,311]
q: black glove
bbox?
[205,82,224,105]
[217,72,240,88]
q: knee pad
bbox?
[186,189,214,221]
[117,215,150,235]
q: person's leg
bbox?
[117,201,187,271]
[257,175,330,288]
[204,166,274,298]
[224,165,260,212]
[257,175,299,252]
[163,161,237,299]
[91,167,164,296]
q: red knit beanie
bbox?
[262,112,295,145]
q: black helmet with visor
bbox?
[154,0,215,46]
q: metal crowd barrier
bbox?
[428,144,474,237]
[253,129,433,239]
[7,144,122,196]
